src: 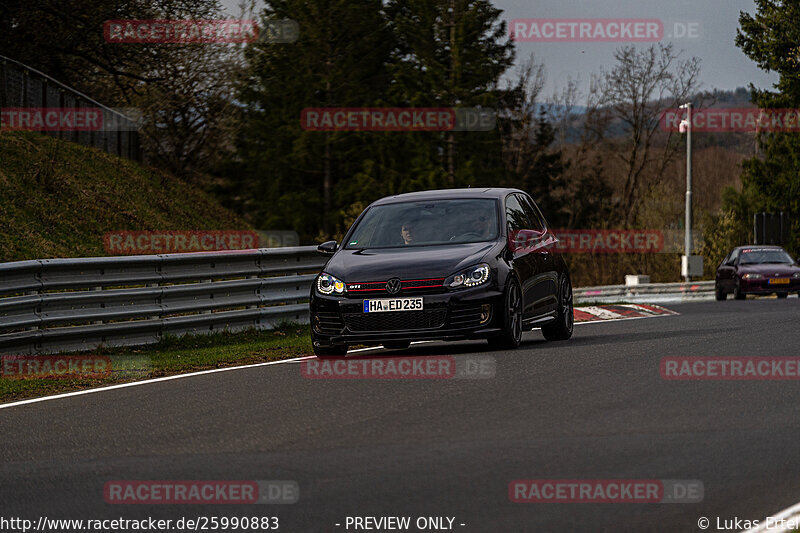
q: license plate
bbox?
[363,298,424,313]
[769,278,790,285]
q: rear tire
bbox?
[777,292,788,299]
[734,280,746,300]
[542,275,574,341]
[313,344,348,358]
[487,278,522,350]
[715,284,727,301]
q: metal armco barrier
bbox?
[0,245,716,355]
[574,281,715,304]
[0,247,326,354]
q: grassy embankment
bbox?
[0,131,314,402]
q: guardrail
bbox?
[574,281,715,304]
[0,247,326,355]
[0,246,716,354]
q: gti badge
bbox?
[386,278,401,294]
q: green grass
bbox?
[0,324,313,403]
[0,130,250,261]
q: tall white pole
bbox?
[684,103,693,282]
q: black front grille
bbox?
[346,278,446,296]
[449,303,487,328]
[314,311,345,334]
[343,309,447,332]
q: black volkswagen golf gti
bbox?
[309,188,573,356]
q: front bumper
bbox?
[739,277,800,294]
[309,285,503,347]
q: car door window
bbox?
[728,249,739,265]
[505,194,533,232]
[517,194,546,232]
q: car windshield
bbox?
[739,249,795,264]
[345,199,499,248]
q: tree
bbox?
[0,0,240,179]
[230,0,394,238]
[734,0,800,256]
[585,44,701,226]
[229,0,523,241]
[387,0,515,186]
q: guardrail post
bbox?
[247,275,257,309]
[26,289,40,331]
[203,279,212,313]
[93,286,103,324]
[147,282,160,320]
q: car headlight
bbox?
[742,273,762,280]
[446,263,491,289]
[794,273,800,279]
[317,273,346,295]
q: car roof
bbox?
[735,245,787,251]
[371,188,523,206]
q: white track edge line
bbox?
[0,355,317,410]
[744,500,800,532]
[0,313,676,410]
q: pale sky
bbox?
[221,0,778,98]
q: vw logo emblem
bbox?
[386,278,402,294]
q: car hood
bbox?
[739,263,800,275]
[324,242,498,282]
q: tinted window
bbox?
[344,199,499,248]
[517,193,546,232]
[505,194,532,232]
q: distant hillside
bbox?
[0,131,251,262]
[550,87,755,149]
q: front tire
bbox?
[734,279,746,300]
[777,292,788,299]
[542,275,574,341]
[715,283,727,301]
[487,278,522,350]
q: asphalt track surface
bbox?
[2,299,800,533]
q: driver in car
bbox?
[400,219,417,245]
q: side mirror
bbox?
[317,240,338,256]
